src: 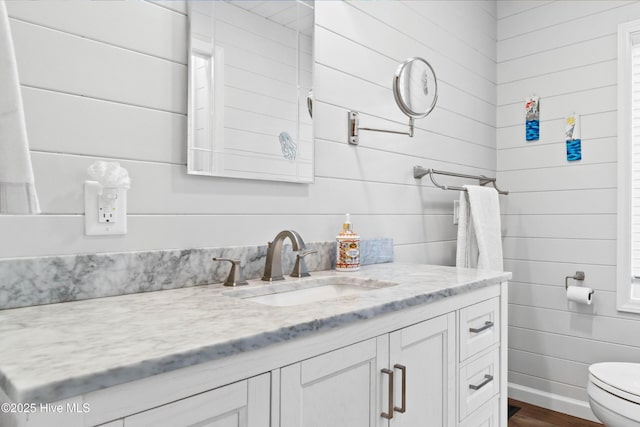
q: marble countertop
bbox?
[0,263,510,404]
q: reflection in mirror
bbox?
[187,1,314,183]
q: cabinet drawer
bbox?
[459,297,500,361]
[459,348,500,420]
[459,396,499,427]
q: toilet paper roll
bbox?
[567,285,594,305]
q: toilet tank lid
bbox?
[590,363,640,399]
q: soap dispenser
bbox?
[336,214,361,271]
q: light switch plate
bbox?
[84,181,127,235]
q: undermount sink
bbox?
[224,276,399,307]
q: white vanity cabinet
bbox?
[127,293,503,427]
[280,312,455,427]
[3,281,507,427]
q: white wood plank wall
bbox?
[0,0,496,264]
[497,0,640,421]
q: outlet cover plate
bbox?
[84,181,127,235]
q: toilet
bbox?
[588,363,640,426]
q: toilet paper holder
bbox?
[565,271,586,290]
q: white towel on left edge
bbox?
[456,185,503,271]
[0,0,40,214]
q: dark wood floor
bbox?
[508,399,604,427]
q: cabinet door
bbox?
[389,312,456,427]
[124,374,270,427]
[280,337,385,427]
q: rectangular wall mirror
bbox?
[187,1,314,183]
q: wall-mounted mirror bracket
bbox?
[348,111,414,145]
[347,57,437,145]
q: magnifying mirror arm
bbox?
[348,111,414,145]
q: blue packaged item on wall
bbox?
[525,95,540,141]
[565,113,582,161]
[526,120,539,141]
[566,139,582,161]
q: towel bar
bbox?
[413,166,509,195]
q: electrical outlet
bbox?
[85,181,127,235]
[98,189,118,223]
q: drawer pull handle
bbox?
[469,321,494,333]
[394,364,407,414]
[469,374,494,391]
[381,368,394,419]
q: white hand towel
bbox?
[456,191,478,268]
[0,0,40,214]
[456,185,503,271]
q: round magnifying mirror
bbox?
[393,57,438,119]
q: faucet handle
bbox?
[291,249,317,278]
[212,258,249,287]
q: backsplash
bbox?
[0,238,393,310]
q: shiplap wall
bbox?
[497,0,640,421]
[0,0,497,263]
